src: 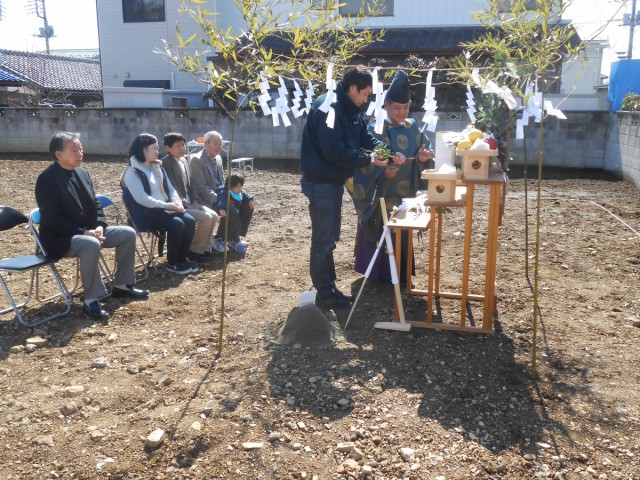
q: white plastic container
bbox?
[299,290,316,308]
[434,131,457,170]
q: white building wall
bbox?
[97,1,598,108]
[98,0,494,103]
[97,0,226,106]
[561,41,607,95]
[338,0,488,27]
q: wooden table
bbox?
[388,167,506,334]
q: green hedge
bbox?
[621,93,640,112]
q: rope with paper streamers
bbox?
[252,63,565,136]
[469,68,567,139]
[254,62,437,133]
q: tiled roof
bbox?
[262,22,580,56]
[0,66,26,83]
[0,48,101,92]
[363,26,490,55]
[363,24,578,54]
[261,26,491,56]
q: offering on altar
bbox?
[422,163,460,203]
[456,141,499,180]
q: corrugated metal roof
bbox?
[0,48,101,92]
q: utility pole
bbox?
[26,0,54,54]
[627,0,637,59]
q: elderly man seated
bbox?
[35,131,149,320]
[189,130,231,252]
[189,130,226,211]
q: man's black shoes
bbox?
[83,285,148,319]
[315,292,351,310]
[187,251,209,263]
[111,285,150,298]
[83,300,110,320]
[334,289,353,303]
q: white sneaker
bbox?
[236,239,248,247]
[210,238,227,253]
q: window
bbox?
[339,0,393,17]
[123,80,170,89]
[122,0,165,23]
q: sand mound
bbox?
[276,305,338,346]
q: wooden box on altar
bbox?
[456,149,499,180]
[422,168,461,204]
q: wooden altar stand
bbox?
[387,162,506,334]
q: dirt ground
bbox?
[0,156,639,480]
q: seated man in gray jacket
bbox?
[189,130,225,210]
[161,132,224,258]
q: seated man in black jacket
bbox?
[35,132,149,320]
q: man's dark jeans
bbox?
[301,178,343,298]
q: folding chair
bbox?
[0,205,72,327]
[29,208,113,300]
[96,193,149,282]
[29,208,80,298]
[119,187,167,278]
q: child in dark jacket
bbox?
[213,173,254,255]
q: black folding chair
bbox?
[0,206,71,327]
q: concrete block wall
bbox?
[0,108,304,160]
[1,108,636,191]
[510,111,610,169]
[605,112,640,188]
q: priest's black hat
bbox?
[386,70,411,104]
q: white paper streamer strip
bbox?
[367,67,386,135]
[304,80,315,114]
[466,84,476,123]
[366,66,380,116]
[471,68,518,111]
[422,68,439,132]
[516,82,539,139]
[291,80,304,119]
[544,100,566,120]
[318,63,337,128]
[257,72,272,117]
[499,86,518,110]
[273,76,292,127]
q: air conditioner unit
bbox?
[171,96,187,108]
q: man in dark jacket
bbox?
[35,132,148,320]
[300,66,400,309]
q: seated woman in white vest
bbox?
[121,133,198,275]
